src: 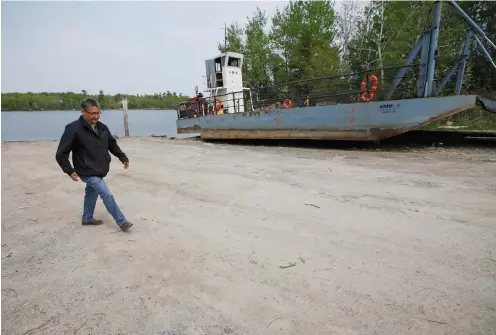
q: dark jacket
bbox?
[55,116,129,178]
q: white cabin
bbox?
[204,52,249,114]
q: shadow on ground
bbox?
[202,130,496,151]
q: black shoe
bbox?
[120,222,133,231]
[82,219,103,226]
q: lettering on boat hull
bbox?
[379,103,401,113]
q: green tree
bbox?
[270,1,339,81]
[268,0,340,100]
[345,1,433,98]
[462,0,496,97]
[98,90,105,107]
[243,7,272,87]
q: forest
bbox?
[2,0,495,121]
[1,90,189,111]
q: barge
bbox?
[176,0,495,141]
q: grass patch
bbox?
[420,106,496,131]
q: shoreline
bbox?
[3,129,496,146]
[1,135,199,144]
[1,108,177,112]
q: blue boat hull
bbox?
[176,95,478,141]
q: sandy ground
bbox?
[2,137,496,335]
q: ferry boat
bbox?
[175,0,495,141]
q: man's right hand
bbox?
[70,172,79,181]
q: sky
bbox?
[1,0,292,96]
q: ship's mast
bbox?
[220,22,227,51]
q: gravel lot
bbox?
[2,137,495,334]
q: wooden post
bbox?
[122,99,130,137]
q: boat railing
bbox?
[250,64,428,110]
[177,63,427,119]
[177,88,256,119]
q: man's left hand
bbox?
[123,162,129,169]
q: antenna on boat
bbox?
[221,22,227,51]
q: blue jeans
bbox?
[80,176,127,226]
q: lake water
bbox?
[1,109,184,142]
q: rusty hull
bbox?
[177,127,201,134]
[176,117,201,135]
[201,129,380,140]
[200,103,475,141]
[177,95,478,141]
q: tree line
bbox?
[218,0,495,101]
[1,90,190,111]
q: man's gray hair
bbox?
[81,98,100,111]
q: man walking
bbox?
[55,98,133,231]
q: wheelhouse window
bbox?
[228,57,240,67]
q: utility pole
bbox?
[121,98,129,137]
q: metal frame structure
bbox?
[386,0,496,100]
